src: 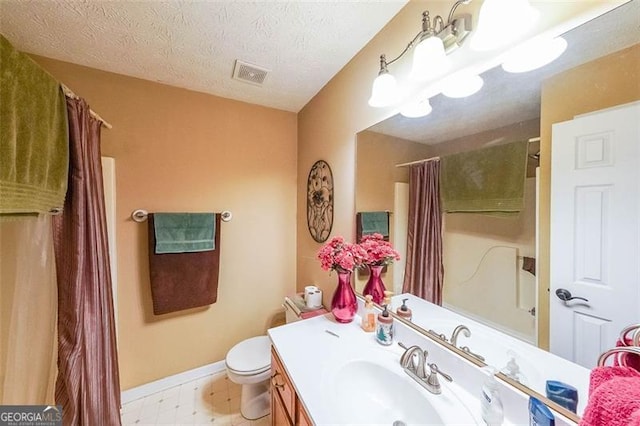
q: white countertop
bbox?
[268,309,578,426]
[270,312,497,425]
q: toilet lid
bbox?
[226,335,271,373]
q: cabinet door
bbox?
[271,349,295,424]
[271,387,293,426]
[296,399,313,426]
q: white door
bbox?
[550,101,640,368]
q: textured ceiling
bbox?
[0,0,407,112]
[368,0,640,145]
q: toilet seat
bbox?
[225,335,270,376]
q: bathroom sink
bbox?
[325,360,477,425]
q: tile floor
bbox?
[120,372,271,426]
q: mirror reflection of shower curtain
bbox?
[0,215,57,404]
[402,160,444,304]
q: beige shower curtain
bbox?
[52,97,121,425]
[0,215,58,404]
[402,160,444,305]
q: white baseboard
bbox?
[121,360,226,405]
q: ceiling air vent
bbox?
[232,60,269,86]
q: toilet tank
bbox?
[283,294,327,323]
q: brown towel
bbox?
[148,213,221,315]
[522,256,536,276]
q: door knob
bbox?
[555,288,589,303]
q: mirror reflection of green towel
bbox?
[361,211,389,238]
[441,140,528,215]
[154,213,215,254]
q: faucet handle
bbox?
[428,363,453,383]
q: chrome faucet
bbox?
[398,342,427,378]
[425,363,453,394]
[450,325,485,361]
[398,342,453,394]
[450,324,471,347]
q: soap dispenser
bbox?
[361,295,376,332]
[396,298,412,322]
[375,305,394,345]
[481,367,504,426]
[383,290,394,311]
[500,352,527,385]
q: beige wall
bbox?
[355,130,433,213]
[296,1,619,305]
[538,43,640,349]
[32,56,298,390]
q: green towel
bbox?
[441,140,528,215]
[154,213,215,254]
[360,211,389,238]
[0,34,69,215]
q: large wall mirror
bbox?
[355,1,639,420]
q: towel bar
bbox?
[131,209,232,223]
[597,347,640,366]
[620,324,640,342]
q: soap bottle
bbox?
[383,290,394,311]
[500,352,527,385]
[529,396,555,426]
[396,298,412,322]
[481,367,504,426]
[375,304,394,346]
[361,295,376,332]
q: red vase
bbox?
[363,264,386,305]
[331,269,357,323]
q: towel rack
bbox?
[131,209,232,223]
[620,324,640,343]
[598,347,640,366]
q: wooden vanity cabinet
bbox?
[271,348,313,426]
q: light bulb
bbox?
[471,0,539,51]
[502,37,568,73]
[441,73,484,98]
[368,71,398,107]
[400,98,433,118]
[410,35,450,81]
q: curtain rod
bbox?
[61,84,113,130]
[396,156,440,168]
[396,137,541,168]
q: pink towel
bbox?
[588,365,640,395]
[580,376,640,426]
[580,367,640,426]
[613,337,640,372]
[300,308,328,319]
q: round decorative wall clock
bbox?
[307,160,334,243]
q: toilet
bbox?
[225,335,272,420]
[225,295,327,420]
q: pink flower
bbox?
[317,236,366,272]
[359,233,400,266]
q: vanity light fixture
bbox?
[400,98,433,119]
[409,12,451,82]
[368,0,473,108]
[441,72,484,98]
[470,0,540,52]
[501,36,568,73]
[368,54,399,107]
